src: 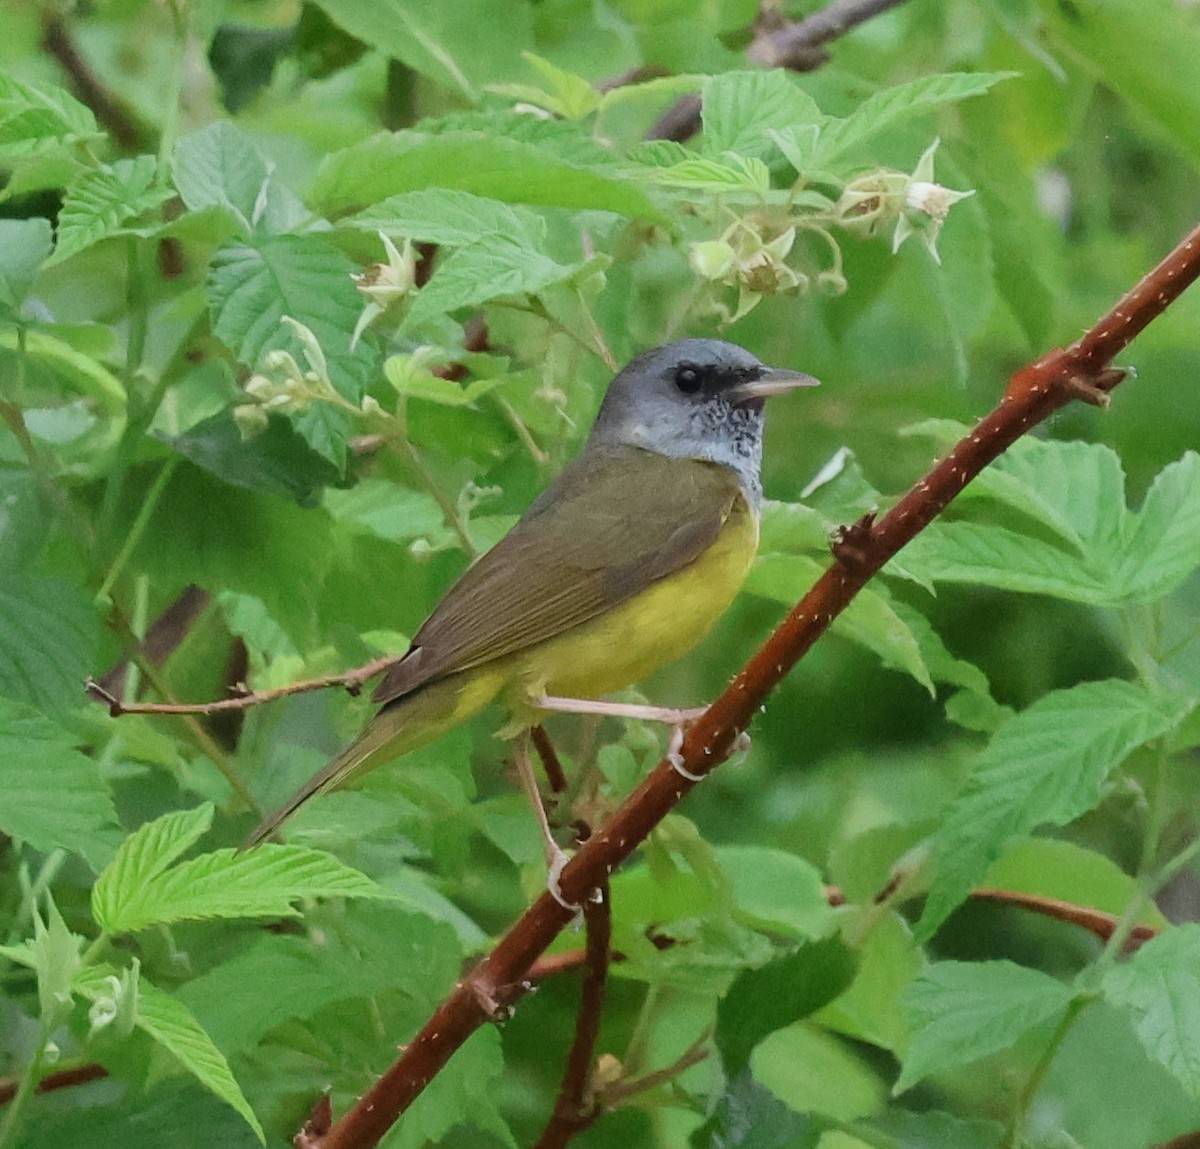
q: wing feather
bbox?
[373,447,744,704]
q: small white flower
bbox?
[892,139,975,265]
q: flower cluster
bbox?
[834,139,974,265]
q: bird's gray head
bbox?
[587,339,819,507]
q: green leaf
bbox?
[176,909,460,1052]
[324,478,449,544]
[716,938,857,1075]
[490,53,601,120]
[918,680,1190,938]
[753,1022,884,1122]
[1045,0,1200,172]
[170,409,343,505]
[1102,925,1200,1097]
[309,0,535,98]
[0,327,127,410]
[983,838,1169,930]
[807,72,1016,170]
[349,188,545,246]
[900,441,1200,606]
[691,1070,821,1149]
[0,217,53,308]
[92,804,215,931]
[0,698,119,870]
[312,131,667,222]
[383,358,504,406]
[19,1081,260,1149]
[208,234,375,465]
[172,121,308,237]
[867,1108,1004,1149]
[649,155,772,194]
[1117,452,1200,601]
[0,71,100,160]
[715,845,838,941]
[49,156,172,265]
[890,599,1011,733]
[747,554,935,693]
[217,591,300,661]
[74,965,264,1140]
[129,463,337,643]
[0,572,100,714]
[816,912,923,1053]
[897,960,1075,1092]
[93,835,385,935]
[404,239,581,329]
[391,1025,514,1149]
[701,70,821,157]
[31,893,84,1029]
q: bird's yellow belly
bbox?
[504,499,759,708]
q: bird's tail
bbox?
[243,668,503,848]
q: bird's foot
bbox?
[668,727,752,781]
[546,848,582,914]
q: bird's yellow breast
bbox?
[504,494,759,709]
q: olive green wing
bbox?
[372,446,745,705]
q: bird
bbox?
[246,339,819,898]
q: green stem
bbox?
[1151,832,1200,896]
[124,236,148,388]
[573,289,617,371]
[391,404,478,556]
[81,932,111,967]
[493,395,548,466]
[621,983,662,1076]
[98,237,153,534]
[0,1036,46,1148]
[3,852,66,949]
[1137,737,1172,878]
[95,456,179,603]
[0,402,95,554]
[132,652,261,813]
[1009,995,1092,1149]
[155,0,189,183]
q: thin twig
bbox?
[0,1064,107,1108]
[972,888,1157,951]
[533,881,612,1149]
[299,220,1200,1149]
[85,655,398,717]
[599,1031,710,1110]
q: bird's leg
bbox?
[533,694,711,782]
[535,694,707,727]
[513,733,580,912]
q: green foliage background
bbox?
[2,1,1200,1146]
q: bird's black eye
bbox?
[674,365,703,394]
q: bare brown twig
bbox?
[85,655,398,717]
[533,881,612,1149]
[299,218,1200,1149]
[972,888,1157,952]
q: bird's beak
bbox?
[728,366,821,406]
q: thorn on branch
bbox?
[85,676,124,717]
[469,977,523,1024]
[297,1093,333,1147]
[830,513,878,572]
